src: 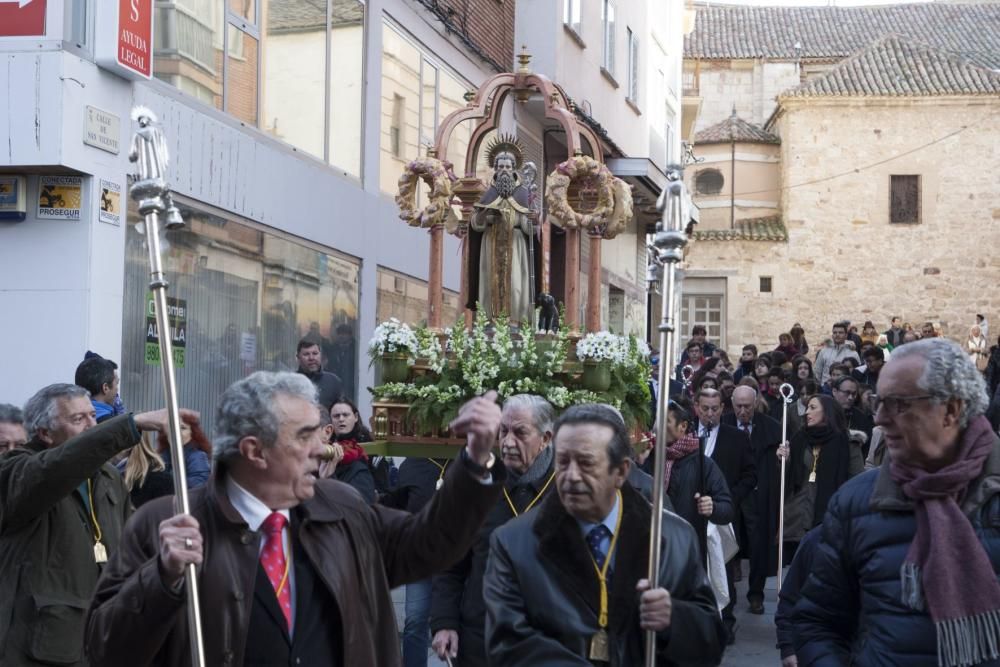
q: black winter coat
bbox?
[793,429,1000,666]
[484,483,725,666]
[667,453,734,561]
[430,449,556,667]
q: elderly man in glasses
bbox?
[793,338,999,667]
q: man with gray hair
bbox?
[87,371,506,666]
[0,383,177,665]
[794,338,999,667]
[0,403,27,454]
[431,393,556,666]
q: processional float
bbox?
[381,47,697,665]
[128,108,206,667]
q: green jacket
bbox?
[0,415,138,666]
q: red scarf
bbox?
[337,439,368,466]
[664,434,701,490]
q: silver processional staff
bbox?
[129,107,206,667]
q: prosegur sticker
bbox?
[38,176,82,220]
[99,179,121,226]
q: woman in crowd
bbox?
[781,394,853,548]
[663,399,734,562]
[791,356,815,395]
[774,333,800,359]
[120,433,172,507]
[860,321,879,348]
[790,324,809,358]
[160,420,212,490]
[328,397,377,503]
[753,354,773,395]
[689,358,722,396]
[875,333,893,358]
[968,324,989,373]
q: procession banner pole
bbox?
[646,167,690,666]
[776,382,795,589]
[129,108,206,667]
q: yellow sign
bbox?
[38,176,82,220]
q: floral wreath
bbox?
[601,177,634,240]
[544,155,615,230]
[395,157,456,229]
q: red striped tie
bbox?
[260,512,292,630]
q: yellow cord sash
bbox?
[587,489,624,630]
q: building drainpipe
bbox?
[730,108,736,230]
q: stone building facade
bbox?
[681,3,1000,354]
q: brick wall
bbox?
[421,0,515,71]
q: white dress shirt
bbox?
[699,422,720,458]
[226,476,296,634]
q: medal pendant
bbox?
[589,629,610,662]
[808,471,817,483]
[94,541,108,563]
[436,478,444,491]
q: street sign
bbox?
[95,0,153,80]
[0,0,46,37]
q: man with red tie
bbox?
[85,371,505,666]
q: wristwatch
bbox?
[461,447,496,477]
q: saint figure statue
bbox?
[466,135,541,326]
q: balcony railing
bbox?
[155,4,218,75]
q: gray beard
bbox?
[495,172,515,199]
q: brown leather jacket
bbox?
[85,455,504,667]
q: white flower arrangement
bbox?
[368,318,420,362]
[576,331,628,364]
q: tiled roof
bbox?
[692,215,787,242]
[685,3,1000,70]
[268,0,364,33]
[694,114,781,145]
[783,34,1000,98]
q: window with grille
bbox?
[890,175,921,224]
[680,294,724,349]
[760,276,772,293]
[695,169,724,195]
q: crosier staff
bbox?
[128,107,206,667]
[645,165,692,666]
[776,382,795,588]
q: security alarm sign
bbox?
[95,0,153,80]
[0,0,47,37]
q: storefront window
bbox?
[380,22,476,194]
[154,1,365,177]
[122,196,361,433]
[154,1,225,111]
[376,268,459,327]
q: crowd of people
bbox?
[0,315,998,666]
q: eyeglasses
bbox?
[870,394,936,416]
[833,388,858,398]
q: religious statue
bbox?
[466,135,541,326]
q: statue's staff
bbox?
[646,165,691,666]
[128,107,206,667]
[522,162,539,329]
[776,382,795,588]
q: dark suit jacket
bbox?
[245,515,341,666]
[702,422,756,507]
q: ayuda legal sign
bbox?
[96,0,153,80]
